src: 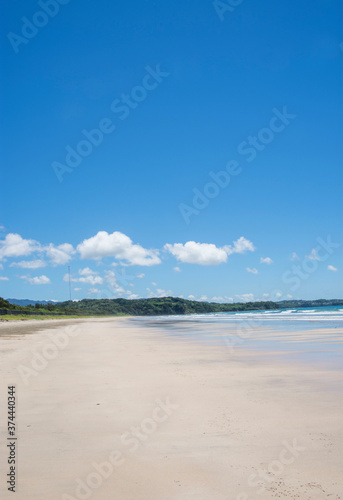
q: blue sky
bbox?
[0,0,342,302]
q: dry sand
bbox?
[0,317,342,500]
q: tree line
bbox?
[1,296,342,317]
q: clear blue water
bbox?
[131,306,343,368]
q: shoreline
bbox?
[0,316,129,335]
[1,317,342,499]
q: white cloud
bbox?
[306,249,320,261]
[275,292,282,298]
[260,257,273,265]
[164,237,255,266]
[0,263,3,270]
[173,267,181,272]
[246,267,258,274]
[128,293,140,300]
[0,233,40,260]
[10,259,47,269]
[199,295,208,301]
[262,293,270,299]
[21,275,51,285]
[88,288,101,295]
[105,270,118,285]
[0,233,76,267]
[136,273,145,278]
[290,252,300,261]
[226,237,256,255]
[78,275,103,285]
[79,267,98,276]
[63,267,103,285]
[211,296,224,302]
[73,287,81,291]
[0,276,9,281]
[236,293,254,302]
[286,294,293,299]
[104,270,125,294]
[165,241,228,265]
[77,231,161,266]
[151,282,157,286]
[45,243,75,266]
[156,288,172,297]
[188,295,196,300]
[146,287,172,298]
[327,265,338,272]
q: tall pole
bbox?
[68,266,71,302]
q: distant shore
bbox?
[2,296,343,320]
[1,317,342,499]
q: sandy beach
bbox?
[1,317,342,500]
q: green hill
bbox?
[1,296,343,318]
[56,297,279,316]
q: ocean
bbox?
[131,306,343,368]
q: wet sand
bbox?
[0,318,342,499]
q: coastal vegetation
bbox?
[1,296,343,318]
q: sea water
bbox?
[131,306,343,367]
